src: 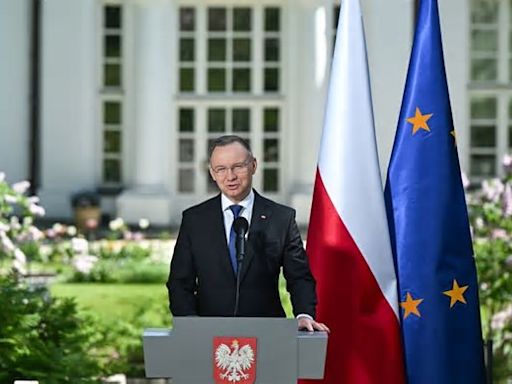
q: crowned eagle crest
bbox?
[214,339,255,382]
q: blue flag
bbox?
[384,0,485,382]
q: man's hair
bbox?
[208,135,253,163]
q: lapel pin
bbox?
[261,215,266,219]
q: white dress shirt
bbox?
[221,190,254,244]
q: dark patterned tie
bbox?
[228,205,243,273]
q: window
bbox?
[103,5,123,88]
[262,108,280,192]
[178,108,196,192]
[179,7,196,92]
[177,5,282,95]
[263,7,280,92]
[207,7,252,92]
[469,0,512,179]
[469,96,497,177]
[176,4,284,195]
[101,4,124,185]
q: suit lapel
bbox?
[210,194,236,279]
[241,191,272,282]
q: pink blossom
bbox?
[10,216,21,230]
[491,305,512,330]
[28,226,44,242]
[86,218,98,230]
[12,180,30,194]
[14,248,26,264]
[52,222,65,235]
[504,154,512,174]
[72,255,98,274]
[28,196,39,204]
[491,228,508,240]
[71,237,89,254]
[482,178,504,203]
[132,231,144,241]
[0,232,15,252]
[45,229,56,239]
[29,204,45,216]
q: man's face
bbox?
[209,142,257,203]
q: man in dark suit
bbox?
[167,135,329,331]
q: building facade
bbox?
[0,0,479,226]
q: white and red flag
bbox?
[302,0,405,382]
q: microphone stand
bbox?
[233,231,246,317]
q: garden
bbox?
[0,161,511,383]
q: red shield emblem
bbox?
[213,337,257,384]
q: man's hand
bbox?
[297,317,330,333]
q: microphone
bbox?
[233,217,249,317]
[233,217,249,263]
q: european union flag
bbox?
[384,0,485,382]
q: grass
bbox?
[49,283,171,327]
[49,275,293,327]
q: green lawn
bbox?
[50,276,293,327]
[49,283,171,327]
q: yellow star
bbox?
[450,130,457,146]
[407,107,433,134]
[400,292,424,319]
[443,279,468,308]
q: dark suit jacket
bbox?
[167,190,317,318]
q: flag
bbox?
[384,0,485,382]
[303,0,405,382]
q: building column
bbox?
[288,0,330,225]
[38,0,97,218]
[117,0,174,225]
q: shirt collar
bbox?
[221,189,254,212]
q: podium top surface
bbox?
[143,317,327,383]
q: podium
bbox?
[143,317,328,383]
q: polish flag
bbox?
[303,0,405,382]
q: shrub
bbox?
[67,259,167,284]
[0,273,105,383]
[115,261,168,284]
[466,157,512,380]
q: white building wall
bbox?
[0,0,471,225]
[440,0,470,174]
[288,0,330,223]
[38,0,97,218]
[0,0,30,183]
[363,0,414,177]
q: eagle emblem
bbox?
[213,337,257,384]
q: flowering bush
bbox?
[66,238,169,284]
[466,157,512,379]
[0,173,46,274]
[0,273,106,383]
